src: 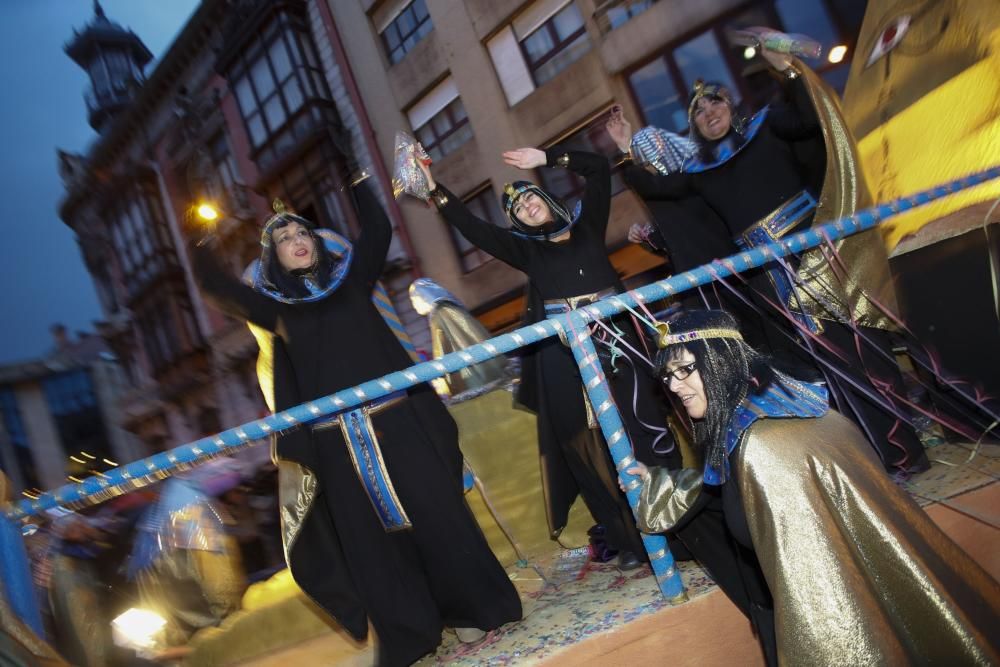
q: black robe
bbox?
[435,150,681,558]
[191,182,521,667]
[625,77,928,471]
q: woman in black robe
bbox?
[607,48,927,473]
[419,148,681,570]
[188,175,521,667]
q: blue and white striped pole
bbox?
[562,312,685,600]
[1,167,995,634]
[3,166,997,526]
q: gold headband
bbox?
[687,80,733,121]
[655,322,743,349]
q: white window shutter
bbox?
[486,26,535,106]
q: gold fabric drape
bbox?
[634,467,704,535]
[429,303,510,396]
[792,60,899,330]
[738,411,1000,664]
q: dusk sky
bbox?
[0,0,200,363]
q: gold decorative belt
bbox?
[543,287,618,314]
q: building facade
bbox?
[58,0,420,459]
[58,0,864,462]
[328,0,866,331]
[0,326,142,499]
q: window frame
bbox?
[595,0,659,34]
[108,179,177,298]
[413,97,473,161]
[450,185,499,273]
[380,0,433,65]
[537,109,628,205]
[624,0,855,130]
[227,10,336,172]
[519,3,591,87]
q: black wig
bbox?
[656,310,775,473]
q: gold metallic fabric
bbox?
[136,535,245,648]
[634,467,704,534]
[792,60,898,330]
[47,555,108,667]
[428,302,509,396]
[276,460,317,562]
[738,411,1000,664]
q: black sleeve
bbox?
[642,225,669,257]
[768,75,821,141]
[191,243,280,331]
[432,184,530,270]
[350,179,392,287]
[623,163,694,201]
[544,149,611,233]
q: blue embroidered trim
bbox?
[703,376,828,485]
[735,191,821,333]
[341,405,411,531]
[248,233,353,304]
[682,107,770,174]
[509,200,583,240]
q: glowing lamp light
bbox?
[743,46,757,60]
[112,608,167,655]
[196,203,220,221]
[828,45,847,64]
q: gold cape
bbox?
[428,302,510,397]
[790,60,899,330]
[637,411,1000,664]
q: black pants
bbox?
[673,486,778,666]
[537,326,681,558]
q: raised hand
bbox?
[627,223,652,245]
[760,46,794,72]
[502,147,547,170]
[605,105,632,153]
[416,155,436,191]
[618,462,649,492]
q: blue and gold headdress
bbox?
[501,181,577,240]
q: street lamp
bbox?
[196,202,220,221]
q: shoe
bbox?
[617,550,644,571]
[455,627,487,644]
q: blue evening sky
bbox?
[0,0,200,363]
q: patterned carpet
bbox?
[420,442,1000,666]
[417,556,716,666]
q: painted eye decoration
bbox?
[866,15,911,67]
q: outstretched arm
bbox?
[419,162,530,270]
[623,163,694,201]
[552,149,612,234]
[350,176,393,287]
[190,242,280,331]
[626,464,705,533]
[607,110,695,202]
[761,50,820,140]
[503,146,613,234]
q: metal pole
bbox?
[564,311,686,600]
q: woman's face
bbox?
[663,349,707,419]
[273,221,316,272]
[693,96,732,141]
[512,191,554,227]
